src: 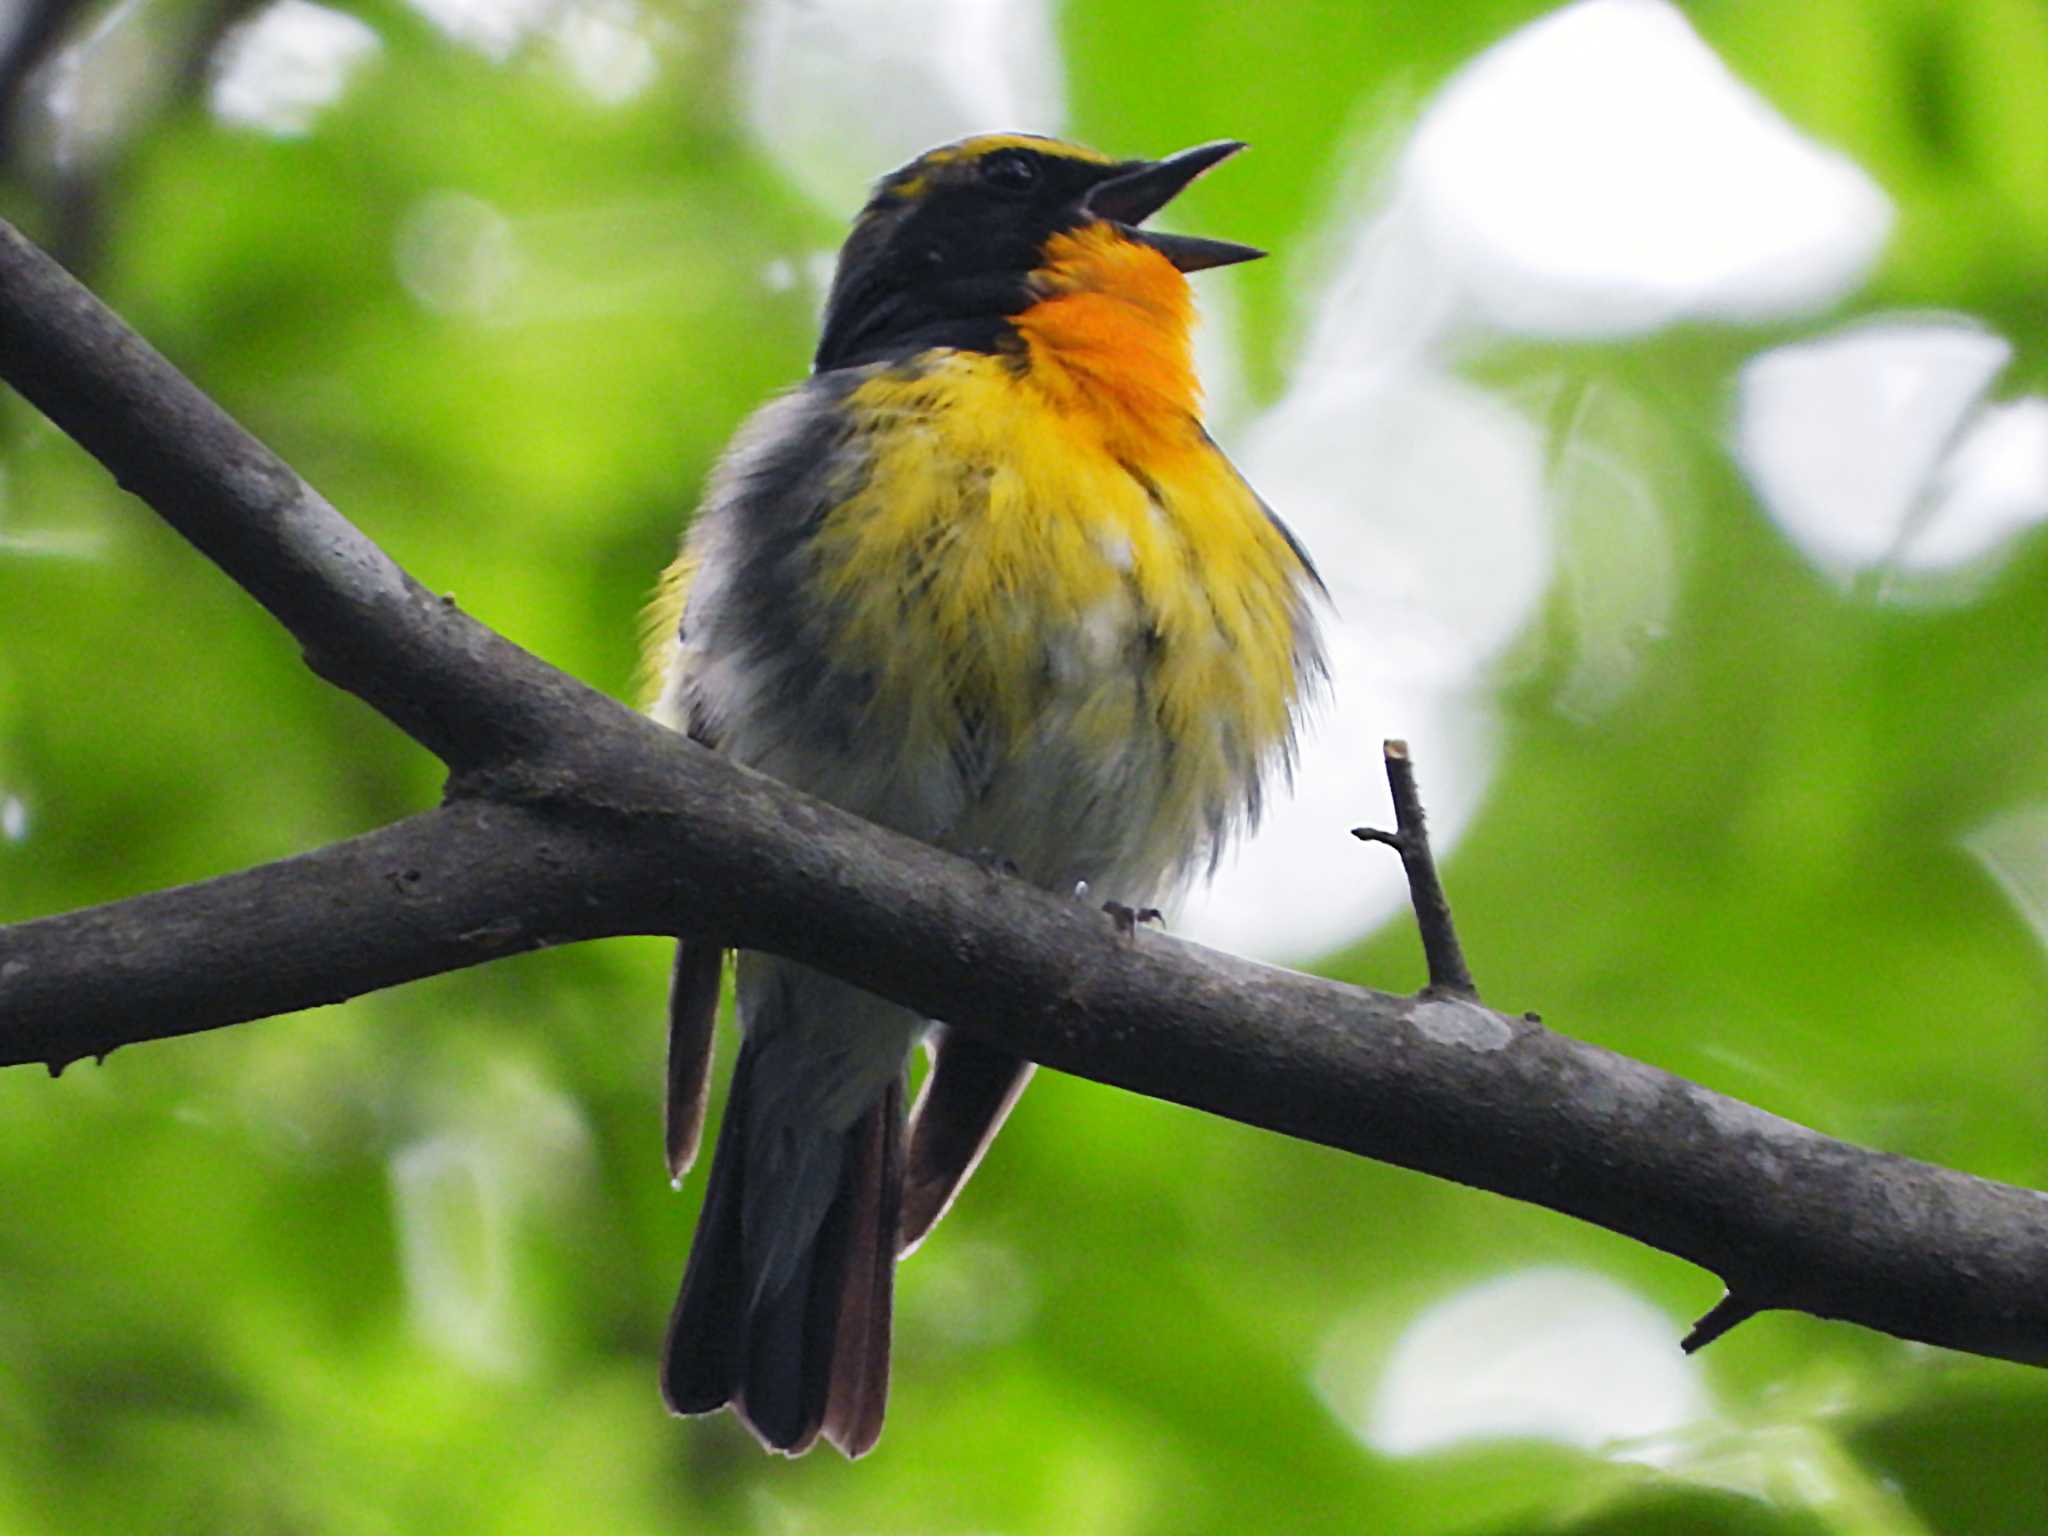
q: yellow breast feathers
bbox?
[811,352,1309,787]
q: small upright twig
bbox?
[1353,740,1477,999]
[1681,1290,1764,1354]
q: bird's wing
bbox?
[637,546,699,714]
[639,544,727,1179]
[664,938,725,1179]
[897,1027,1035,1254]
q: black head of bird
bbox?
[814,134,1264,371]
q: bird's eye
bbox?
[982,151,1040,193]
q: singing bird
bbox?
[642,133,1324,1456]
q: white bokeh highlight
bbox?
[1737,317,2048,596]
[389,1133,522,1374]
[551,0,661,105]
[1316,1268,1924,1521]
[386,1059,595,1375]
[1547,383,1679,722]
[740,0,1066,215]
[396,191,523,317]
[406,0,558,61]
[1319,1267,1714,1459]
[1401,0,1890,337]
[1913,397,2048,572]
[401,0,662,101]
[209,0,380,137]
[40,0,168,171]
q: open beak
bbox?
[1081,140,1265,273]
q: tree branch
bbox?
[3,213,2047,1368]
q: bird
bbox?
[640,132,1325,1458]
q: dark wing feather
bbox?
[665,940,724,1180]
[898,1028,1034,1255]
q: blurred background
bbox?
[3,0,2047,1529]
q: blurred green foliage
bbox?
[3,0,2047,1531]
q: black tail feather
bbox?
[823,1076,902,1457]
[662,1041,903,1458]
[660,1042,751,1416]
[739,1228,824,1453]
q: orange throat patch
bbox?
[1012,224,1202,446]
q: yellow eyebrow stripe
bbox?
[920,133,1111,166]
[882,134,1113,200]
